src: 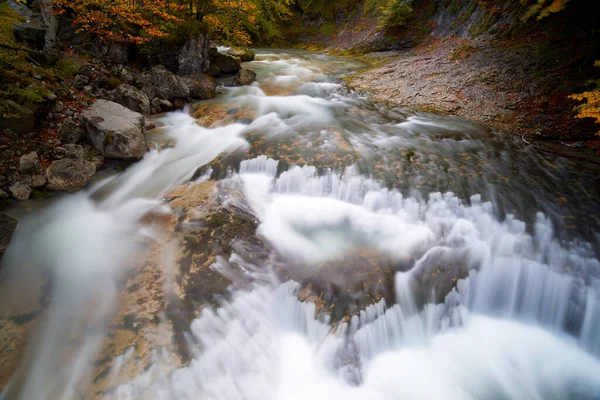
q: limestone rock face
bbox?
[80,100,146,160]
[181,74,217,99]
[234,69,257,86]
[178,34,210,76]
[112,84,151,115]
[45,158,96,192]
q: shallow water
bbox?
[1,49,600,400]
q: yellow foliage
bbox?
[521,0,569,20]
[569,60,600,135]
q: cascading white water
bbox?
[1,49,599,400]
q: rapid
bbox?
[1,49,599,400]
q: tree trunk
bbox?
[40,0,59,63]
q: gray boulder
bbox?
[0,213,18,259]
[208,50,241,75]
[46,158,96,192]
[12,22,45,47]
[9,182,31,200]
[58,120,85,144]
[80,100,146,160]
[234,69,257,86]
[182,74,217,99]
[112,84,151,114]
[137,65,189,101]
[19,151,43,174]
[228,47,255,62]
[0,100,35,134]
[178,33,210,76]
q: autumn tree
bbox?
[569,61,600,135]
[53,0,183,57]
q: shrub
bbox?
[379,0,414,30]
[55,58,80,77]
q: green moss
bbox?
[55,58,80,77]
[8,84,53,103]
[106,77,122,90]
[104,131,114,145]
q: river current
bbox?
[1,49,600,399]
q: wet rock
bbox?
[178,33,210,75]
[144,120,156,131]
[173,98,186,109]
[234,69,257,86]
[9,182,31,200]
[46,158,96,192]
[19,151,42,174]
[137,65,189,102]
[80,100,146,160]
[181,74,217,99]
[72,74,90,90]
[58,120,85,144]
[208,50,241,75]
[228,47,255,62]
[112,84,151,114]
[0,100,35,134]
[0,214,18,259]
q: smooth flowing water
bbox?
[1,49,600,400]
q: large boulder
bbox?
[0,214,18,260]
[19,151,43,174]
[0,100,35,134]
[208,50,241,75]
[112,84,151,114]
[178,33,210,76]
[12,22,45,48]
[137,65,189,102]
[234,69,257,86]
[80,100,146,160]
[46,158,96,192]
[181,74,217,99]
[227,47,255,62]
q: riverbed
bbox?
[1,49,600,399]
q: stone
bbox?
[31,174,46,188]
[178,33,210,76]
[46,158,96,192]
[19,151,42,174]
[58,120,85,144]
[80,100,146,159]
[55,144,85,159]
[83,85,93,94]
[227,47,255,62]
[0,214,18,259]
[234,69,257,86]
[173,98,186,109]
[159,99,174,110]
[72,75,90,90]
[208,50,241,75]
[206,63,220,77]
[181,74,217,99]
[144,120,156,131]
[9,182,31,200]
[12,22,44,47]
[0,100,35,134]
[112,84,151,114]
[137,65,189,101]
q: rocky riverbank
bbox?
[346,37,600,159]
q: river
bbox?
[1,49,600,399]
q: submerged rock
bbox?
[80,100,146,160]
[112,84,151,114]
[181,74,217,99]
[45,158,96,192]
[228,47,255,62]
[208,50,241,75]
[234,69,257,86]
